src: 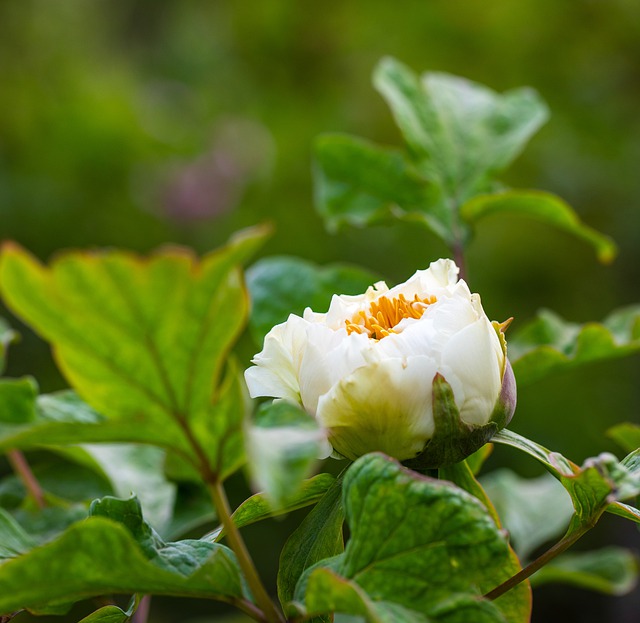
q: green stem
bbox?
[208,480,284,623]
[484,524,589,600]
[7,449,45,509]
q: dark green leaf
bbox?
[278,472,345,611]
[295,453,529,622]
[509,306,640,386]
[373,57,548,200]
[480,469,574,560]
[0,377,38,423]
[313,133,450,242]
[248,401,329,509]
[209,473,335,542]
[531,547,639,595]
[246,255,379,345]
[0,229,267,480]
[460,190,616,264]
[0,496,250,614]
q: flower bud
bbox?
[245,259,516,466]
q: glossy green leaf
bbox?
[295,453,530,623]
[0,229,267,480]
[246,255,379,344]
[278,472,345,611]
[247,401,329,509]
[209,473,335,542]
[0,496,251,615]
[531,547,639,595]
[373,57,548,200]
[460,190,617,264]
[0,377,38,424]
[509,306,640,386]
[480,469,574,560]
[608,423,640,454]
[313,133,450,242]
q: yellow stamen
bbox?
[345,293,436,340]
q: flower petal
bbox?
[316,356,438,461]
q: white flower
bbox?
[245,259,516,464]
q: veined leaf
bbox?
[313,133,450,242]
[509,306,640,386]
[0,496,251,615]
[373,57,548,200]
[0,227,268,480]
[294,453,530,623]
[246,255,378,345]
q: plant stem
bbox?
[452,240,467,282]
[208,479,284,623]
[484,525,589,600]
[7,449,45,509]
[132,595,151,623]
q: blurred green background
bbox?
[1,1,639,622]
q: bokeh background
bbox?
[1,1,639,622]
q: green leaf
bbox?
[209,473,335,542]
[313,133,450,242]
[295,453,530,623]
[77,444,177,533]
[0,229,267,480]
[78,596,139,623]
[246,255,379,345]
[509,306,640,386]
[460,190,617,264]
[0,507,37,560]
[247,401,329,509]
[608,422,640,454]
[373,57,548,200]
[531,547,639,595]
[480,469,574,560]
[278,472,345,611]
[0,317,18,374]
[493,429,640,528]
[0,496,251,615]
[0,377,38,423]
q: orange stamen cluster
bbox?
[345,292,437,340]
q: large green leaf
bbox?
[247,400,329,509]
[460,190,616,264]
[246,255,378,344]
[278,472,345,611]
[0,496,252,616]
[313,133,450,241]
[294,453,530,623]
[0,228,267,480]
[509,306,640,386]
[373,57,548,201]
[531,547,639,595]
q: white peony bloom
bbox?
[245,259,516,465]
